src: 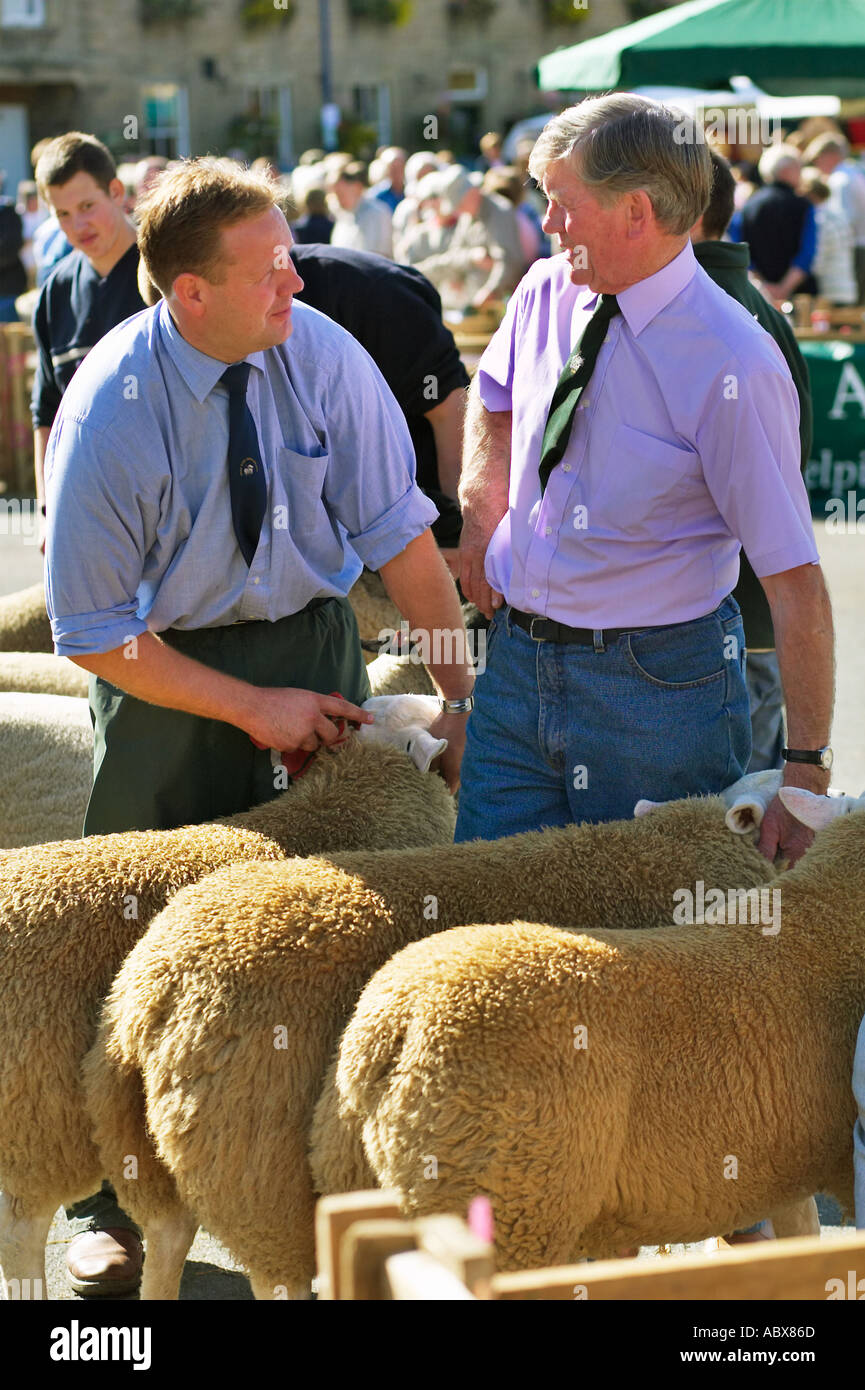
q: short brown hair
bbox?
[34,132,117,199]
[699,150,736,240]
[136,157,282,297]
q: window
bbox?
[446,65,488,102]
[242,86,294,166]
[351,83,391,145]
[1,0,45,27]
[142,84,190,158]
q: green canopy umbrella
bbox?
[538,0,865,99]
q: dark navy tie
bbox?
[221,361,267,565]
[538,293,621,495]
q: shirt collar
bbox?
[157,299,267,404]
[585,240,698,339]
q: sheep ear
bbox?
[633,798,664,818]
[778,786,841,829]
[724,798,766,834]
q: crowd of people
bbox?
[9,96,865,1293]
[729,127,865,307]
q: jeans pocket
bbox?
[625,614,728,690]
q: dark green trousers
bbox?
[82,596,371,836]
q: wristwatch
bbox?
[782,746,833,771]
[438,696,474,714]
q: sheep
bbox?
[0,652,89,698]
[80,786,782,1300]
[310,796,865,1272]
[364,651,435,698]
[0,732,455,1300]
[0,693,93,849]
[0,583,53,655]
[0,677,440,848]
[346,570,403,662]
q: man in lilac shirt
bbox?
[458,95,834,866]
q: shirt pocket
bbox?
[274,445,330,539]
[597,423,701,533]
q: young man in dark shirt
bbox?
[290,241,469,548]
[32,133,144,546]
[692,149,813,776]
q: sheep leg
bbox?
[138,1211,198,1301]
[0,1192,53,1299]
[768,1196,820,1239]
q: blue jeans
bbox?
[455,596,751,842]
[854,1013,865,1229]
[746,649,785,773]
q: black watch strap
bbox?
[782,747,830,766]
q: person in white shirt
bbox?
[328,161,393,259]
[800,166,858,305]
[804,132,865,303]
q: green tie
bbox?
[538,293,621,495]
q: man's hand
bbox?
[459,508,504,619]
[241,688,374,756]
[428,710,467,793]
[757,792,815,865]
[757,766,830,865]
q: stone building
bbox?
[0,0,661,181]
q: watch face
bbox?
[821,747,834,771]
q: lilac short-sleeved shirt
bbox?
[478,241,818,628]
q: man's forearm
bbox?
[762,563,835,785]
[71,632,261,735]
[378,529,474,699]
[426,386,467,501]
[458,379,511,526]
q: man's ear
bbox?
[172,272,207,316]
[109,177,127,204]
[626,189,654,239]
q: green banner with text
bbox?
[800,340,865,530]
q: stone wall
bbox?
[1,0,652,163]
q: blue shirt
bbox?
[45,297,437,656]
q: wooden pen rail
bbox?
[316,1190,865,1302]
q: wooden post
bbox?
[315,1191,403,1300]
[415,1214,495,1299]
[386,1250,478,1300]
[340,1220,418,1301]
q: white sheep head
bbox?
[357,694,447,774]
[634,768,784,835]
[778,786,865,830]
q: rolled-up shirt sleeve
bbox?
[696,360,819,578]
[319,341,439,571]
[44,413,154,656]
[476,283,522,413]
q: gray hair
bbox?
[757,142,801,184]
[527,93,712,236]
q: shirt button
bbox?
[253,577,260,585]
[562,464,572,472]
[544,526,552,535]
[531,588,540,598]
[581,398,591,408]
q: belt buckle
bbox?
[529,614,546,641]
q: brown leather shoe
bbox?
[66,1227,144,1297]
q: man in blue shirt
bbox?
[45,156,473,1294]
